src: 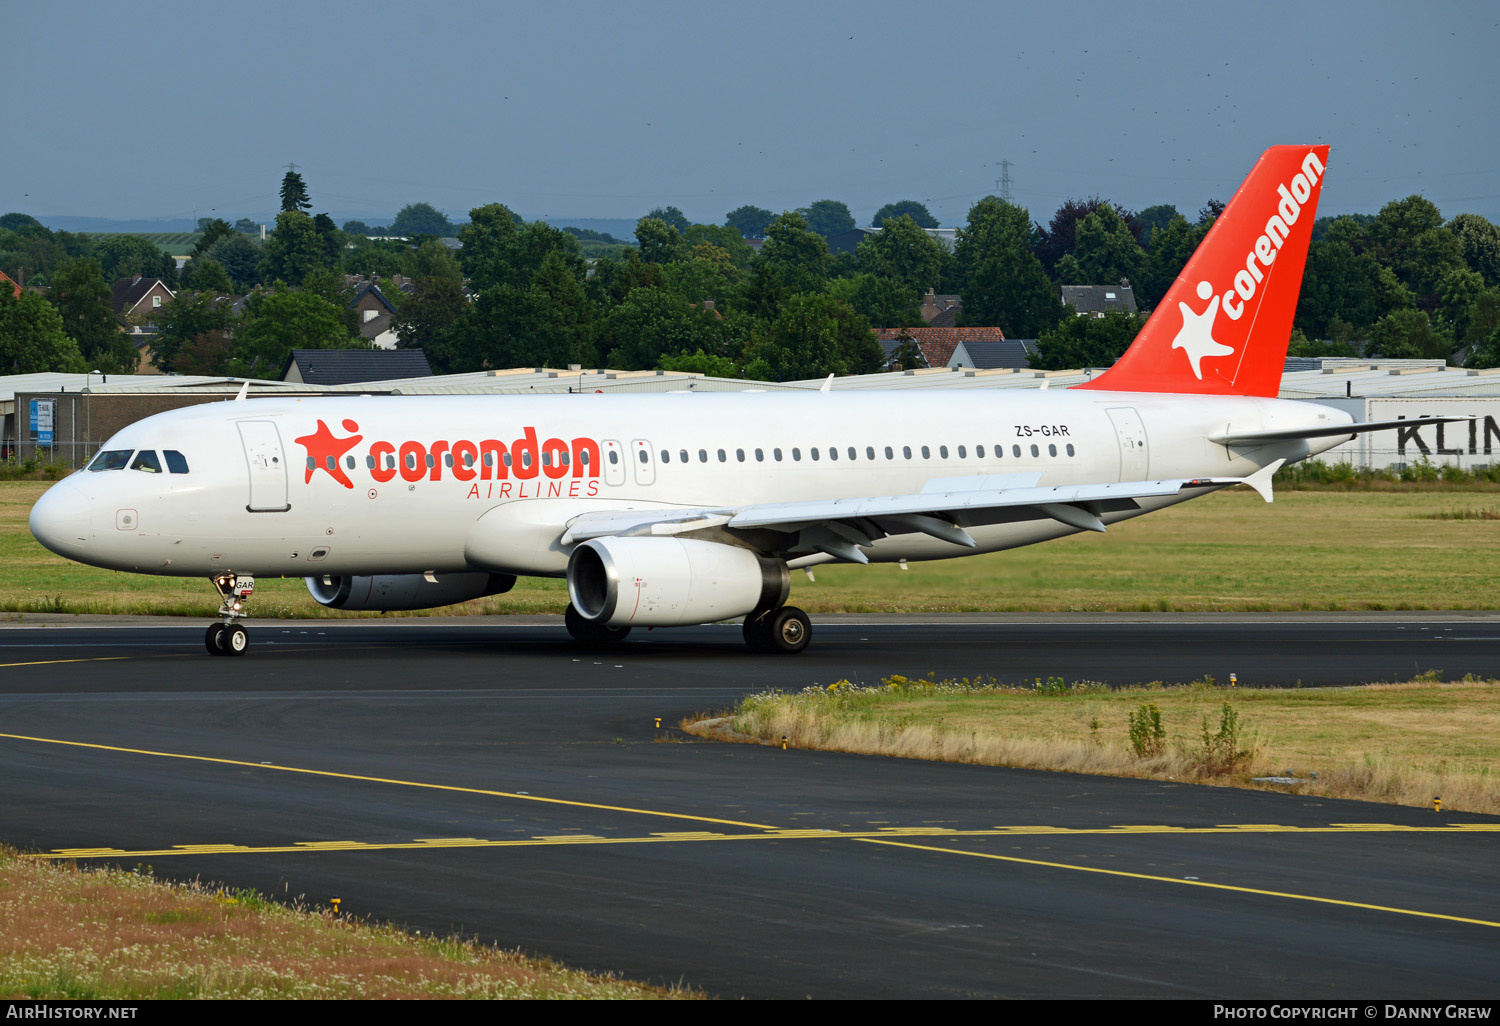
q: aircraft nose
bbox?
[29,478,92,560]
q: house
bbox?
[1059,280,1138,318]
[874,326,1010,371]
[348,282,400,349]
[280,348,432,386]
[824,227,876,255]
[0,271,19,298]
[948,337,1034,370]
[919,289,961,326]
[110,275,176,332]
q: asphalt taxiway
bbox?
[2,614,1498,998]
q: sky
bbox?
[5,0,1498,230]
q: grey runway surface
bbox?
[2,613,1498,998]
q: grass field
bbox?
[3,481,1496,616]
[0,851,689,999]
[709,675,1500,813]
[78,232,202,258]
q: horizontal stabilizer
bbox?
[1209,416,1470,447]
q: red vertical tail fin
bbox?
[1075,145,1329,398]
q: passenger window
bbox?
[1066,443,1075,457]
[717,449,726,462]
[736,448,745,462]
[755,448,764,462]
[885,446,893,460]
[164,450,189,474]
[325,455,337,471]
[483,453,494,467]
[921,446,931,459]
[865,447,874,460]
[387,454,397,470]
[902,446,912,459]
[444,453,454,468]
[811,448,820,461]
[505,453,513,467]
[541,451,551,467]
[561,452,570,467]
[826,447,836,461]
[426,454,436,468]
[130,450,162,473]
[792,448,801,461]
[939,445,949,459]
[661,450,670,463]
[605,451,615,466]
[680,449,689,463]
[464,452,475,467]
[366,455,376,469]
[1012,444,1022,457]
[578,451,588,466]
[699,449,708,463]
[638,449,648,464]
[1048,444,1057,457]
[346,455,356,470]
[976,445,985,458]
[1030,444,1040,457]
[957,445,967,459]
[774,448,783,462]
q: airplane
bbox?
[28,145,1435,657]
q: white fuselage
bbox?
[29,389,1353,579]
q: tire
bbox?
[742,614,771,653]
[564,603,631,645]
[205,623,226,656]
[764,606,811,654]
[223,623,249,656]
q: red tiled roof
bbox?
[0,271,19,298]
[875,326,1007,368]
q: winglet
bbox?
[234,380,249,403]
[1241,459,1284,502]
[820,374,834,394]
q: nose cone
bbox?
[30,477,92,562]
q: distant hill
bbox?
[540,217,640,243]
[33,213,648,242]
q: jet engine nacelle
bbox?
[567,537,789,627]
[306,572,516,612]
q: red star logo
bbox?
[295,418,364,489]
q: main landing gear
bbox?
[742,605,811,654]
[205,572,254,657]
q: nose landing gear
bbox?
[205,573,254,656]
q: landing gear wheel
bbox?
[222,623,248,656]
[564,603,632,646]
[742,614,772,653]
[205,623,226,656]
[764,606,811,654]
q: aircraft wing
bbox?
[560,463,1282,565]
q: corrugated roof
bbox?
[281,349,432,386]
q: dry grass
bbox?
[0,852,694,999]
[704,675,1500,814]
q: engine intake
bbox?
[306,572,515,611]
[568,537,788,627]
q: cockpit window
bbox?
[164,450,189,474]
[88,450,132,472]
[130,450,163,474]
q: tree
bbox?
[391,203,457,237]
[1447,213,1500,287]
[459,203,580,293]
[0,213,44,233]
[595,286,699,369]
[230,289,362,377]
[411,239,463,283]
[342,220,374,236]
[856,215,945,293]
[635,217,688,265]
[47,258,135,373]
[663,243,742,307]
[0,288,86,373]
[203,234,262,292]
[259,211,325,287]
[1070,205,1146,287]
[827,273,920,328]
[279,170,311,213]
[149,289,234,372]
[748,293,880,380]
[1296,240,1412,338]
[872,201,937,229]
[798,200,855,237]
[183,257,235,296]
[1139,215,1206,310]
[643,206,689,234]
[955,197,1063,336]
[394,275,472,373]
[1037,197,1140,271]
[1365,308,1450,361]
[313,213,343,267]
[192,219,235,259]
[746,212,828,318]
[725,205,774,239]
[93,235,177,286]
[234,218,259,235]
[1031,311,1145,370]
[682,224,755,269]
[1135,204,1180,241]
